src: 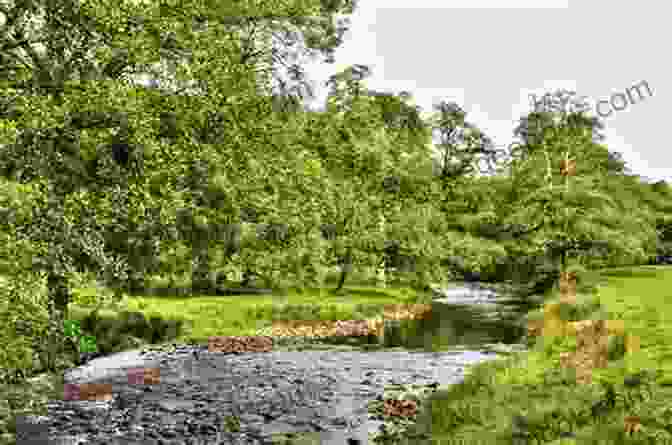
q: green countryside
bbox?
[0,0,671,444]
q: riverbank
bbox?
[2,274,527,444]
[384,265,672,445]
[40,346,511,445]
[10,266,670,444]
[67,275,440,345]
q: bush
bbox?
[118,310,151,339]
[0,271,52,382]
[68,271,130,312]
[75,308,186,353]
[0,270,71,441]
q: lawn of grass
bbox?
[385,265,672,445]
[67,270,441,346]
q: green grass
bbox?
[0,269,437,440]
[121,281,434,344]
[65,269,437,346]
[387,265,672,445]
[9,265,671,444]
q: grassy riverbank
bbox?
[65,270,440,349]
[1,271,437,442]
[6,266,670,444]
[387,265,672,445]
[133,282,433,344]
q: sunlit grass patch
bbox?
[408,266,672,445]
[119,281,428,343]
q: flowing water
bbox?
[34,282,537,445]
[307,281,534,445]
[377,281,530,352]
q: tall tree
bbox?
[0,0,362,285]
[503,116,658,275]
[0,0,361,375]
[515,89,606,151]
[0,0,145,372]
[130,1,361,289]
[427,101,503,181]
[308,66,474,291]
[418,100,509,257]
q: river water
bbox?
[23,282,534,445]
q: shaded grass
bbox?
[111,273,436,344]
[385,265,672,445]
[56,270,440,351]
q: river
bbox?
[25,282,535,445]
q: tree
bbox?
[125,1,362,290]
[0,0,138,371]
[123,0,359,109]
[0,0,365,377]
[427,100,504,182]
[502,106,659,278]
[302,66,474,292]
[516,89,606,150]
[419,91,665,290]
[0,0,363,283]
[619,178,672,262]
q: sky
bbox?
[293,1,670,183]
[13,0,666,183]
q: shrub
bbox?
[118,310,151,339]
[0,271,52,382]
[0,270,68,440]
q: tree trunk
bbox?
[377,213,386,288]
[191,228,212,292]
[47,271,71,315]
[240,269,255,287]
[335,247,352,293]
[45,272,71,373]
[335,266,348,292]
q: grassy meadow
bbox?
[386,265,672,445]
[64,267,440,348]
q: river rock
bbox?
[25,346,508,445]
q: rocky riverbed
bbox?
[19,342,521,445]
[18,283,529,444]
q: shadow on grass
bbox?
[129,286,275,299]
[597,266,667,280]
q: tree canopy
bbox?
[0,0,670,383]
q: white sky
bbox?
[12,0,664,183]
[295,1,670,183]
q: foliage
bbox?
[0,0,365,386]
[0,2,670,426]
[0,270,51,383]
[501,100,659,273]
[0,3,671,445]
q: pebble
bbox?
[23,345,509,445]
